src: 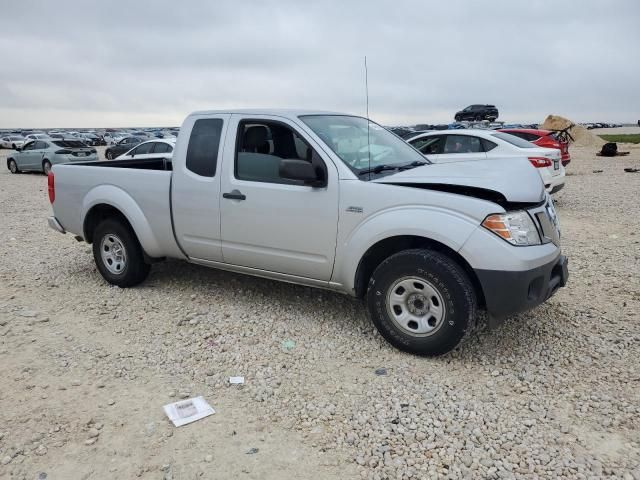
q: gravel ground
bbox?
[0,144,639,479]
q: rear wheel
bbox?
[8,159,19,174]
[92,218,151,287]
[106,151,114,160]
[366,249,476,356]
[42,160,52,174]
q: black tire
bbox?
[42,159,52,174]
[366,249,476,356]
[92,218,151,287]
[106,151,113,160]
[8,159,20,174]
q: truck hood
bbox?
[373,156,545,204]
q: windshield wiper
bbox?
[357,164,400,176]
[358,160,428,176]
[398,160,429,170]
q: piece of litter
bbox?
[375,368,387,376]
[592,170,603,173]
[163,396,215,427]
[246,447,259,455]
[281,340,296,351]
[229,376,245,385]
[624,168,639,173]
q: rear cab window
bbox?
[186,118,223,177]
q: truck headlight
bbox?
[482,211,541,246]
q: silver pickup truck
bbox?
[48,110,568,356]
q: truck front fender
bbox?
[82,184,163,258]
[333,206,480,293]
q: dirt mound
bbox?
[541,114,605,148]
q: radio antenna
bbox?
[364,56,371,181]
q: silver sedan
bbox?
[7,139,97,174]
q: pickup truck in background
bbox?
[47,109,568,356]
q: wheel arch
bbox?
[353,235,485,308]
[81,186,163,257]
[84,204,132,244]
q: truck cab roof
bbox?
[189,109,350,118]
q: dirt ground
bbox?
[0,139,639,479]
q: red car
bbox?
[498,129,571,166]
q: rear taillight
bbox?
[528,157,552,168]
[55,149,72,154]
[48,172,55,203]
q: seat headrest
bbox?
[244,126,268,150]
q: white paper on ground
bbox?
[163,396,215,427]
[229,376,245,384]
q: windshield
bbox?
[300,115,428,178]
[491,131,536,148]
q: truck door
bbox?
[219,114,339,281]
[171,114,230,261]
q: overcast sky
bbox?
[1,0,638,128]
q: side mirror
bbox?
[279,159,325,187]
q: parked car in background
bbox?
[1,135,26,149]
[498,128,571,166]
[78,133,102,146]
[130,131,151,140]
[24,133,51,142]
[7,139,97,174]
[104,136,143,159]
[454,105,499,122]
[116,139,175,160]
[406,129,565,194]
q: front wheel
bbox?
[42,160,52,174]
[8,159,19,174]
[106,151,114,160]
[366,249,477,356]
[92,218,151,287]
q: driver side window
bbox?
[410,136,443,155]
[235,120,326,185]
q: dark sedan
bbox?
[104,137,143,159]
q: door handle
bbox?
[223,190,246,201]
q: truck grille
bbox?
[530,197,561,246]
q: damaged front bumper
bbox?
[476,254,569,327]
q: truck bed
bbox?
[51,159,183,259]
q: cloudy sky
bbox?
[1,0,638,128]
